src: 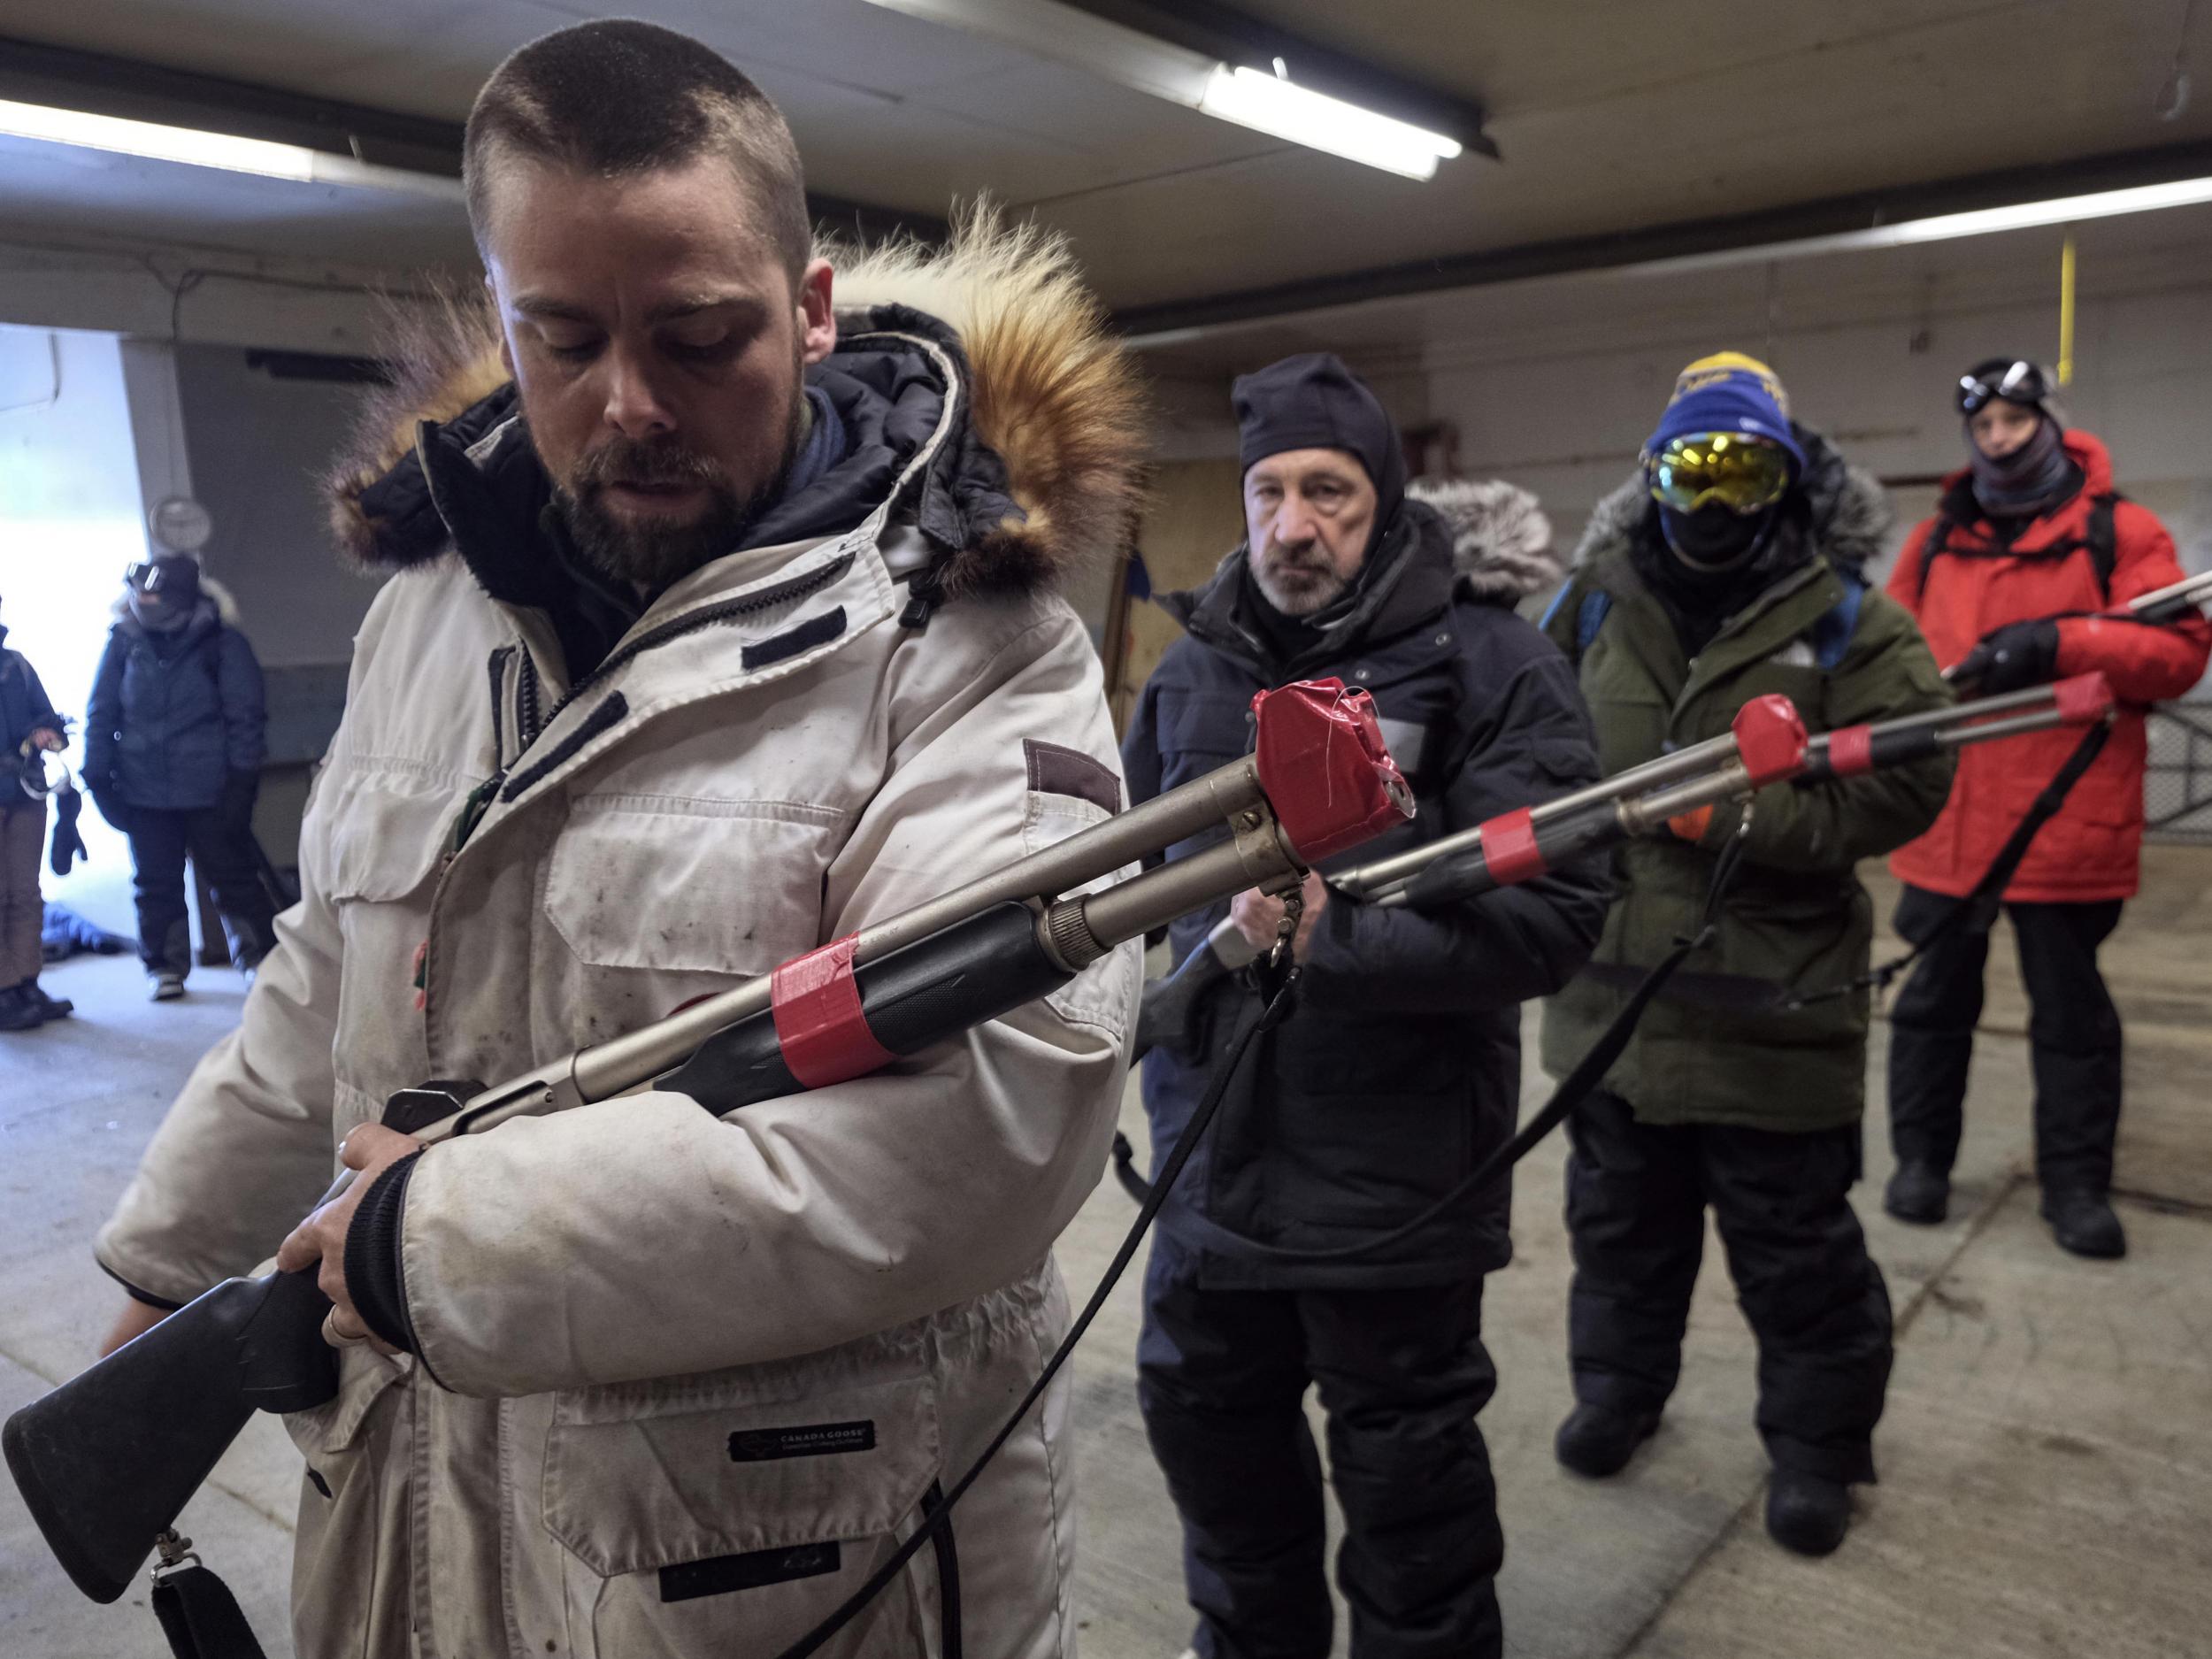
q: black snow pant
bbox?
[123,805,276,977]
[1564,1087,1892,1486]
[1886,883,2125,1198]
[1136,1233,1503,1659]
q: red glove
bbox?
[1667,804,1715,843]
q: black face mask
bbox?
[1659,503,1774,570]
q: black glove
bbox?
[1953,618,2061,694]
[220,769,259,832]
[50,787,87,877]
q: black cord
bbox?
[771,969,1303,1659]
[1784,716,2112,1011]
[1114,811,1756,1264]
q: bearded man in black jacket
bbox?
[1122,353,1609,1659]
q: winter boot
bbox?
[1555,1403,1660,1479]
[2041,1190,2125,1259]
[26,980,72,1021]
[1765,1469,1850,1556]
[1883,1161,1948,1225]
[0,986,42,1032]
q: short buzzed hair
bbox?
[465,20,810,285]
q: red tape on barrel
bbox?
[771,935,896,1090]
[1825,725,1874,777]
[2053,672,2114,725]
[1481,807,1548,887]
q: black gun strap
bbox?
[150,1563,268,1659]
[771,968,1302,1659]
[1787,715,2113,1010]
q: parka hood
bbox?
[326,207,1147,603]
[1573,421,1893,578]
[1405,477,1562,603]
[109,576,241,631]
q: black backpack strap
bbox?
[1911,513,1957,609]
[2086,493,2120,603]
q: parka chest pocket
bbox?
[321,776,463,1086]
[1153,688,1252,791]
[542,796,842,978]
[538,1371,951,1657]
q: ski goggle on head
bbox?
[1646,433,1793,516]
[1956,358,2051,416]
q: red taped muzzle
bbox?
[1251,679,1415,864]
[1732,694,1810,786]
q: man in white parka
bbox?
[88,21,1145,1657]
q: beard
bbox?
[550,391,809,592]
[1250,540,1349,616]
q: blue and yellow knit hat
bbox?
[1645,352,1807,477]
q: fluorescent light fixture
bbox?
[853,0,1463,180]
[0,97,464,201]
[1635,173,2212,278]
[1872,174,2212,244]
[1198,65,1462,181]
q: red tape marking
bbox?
[1825,725,1874,777]
[1481,807,1548,887]
[770,935,897,1090]
[2053,672,2114,724]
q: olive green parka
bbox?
[1538,434,1954,1131]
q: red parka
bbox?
[1888,429,2209,902]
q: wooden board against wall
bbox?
[1110,457,1246,733]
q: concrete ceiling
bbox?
[3,0,2211,317]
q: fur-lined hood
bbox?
[1572,423,1893,576]
[326,208,1146,602]
[1405,478,1562,603]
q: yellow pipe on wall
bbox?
[2058,230,2077,386]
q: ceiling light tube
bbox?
[1634,173,2212,278]
[0,97,464,201]
[1198,65,1461,181]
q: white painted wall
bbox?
[1413,237,2212,587]
[173,345,385,668]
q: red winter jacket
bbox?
[1888,429,2209,902]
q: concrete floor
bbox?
[4,852,2211,1657]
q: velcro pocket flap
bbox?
[323,775,457,905]
[542,1372,941,1577]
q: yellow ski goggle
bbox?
[1647,433,1793,515]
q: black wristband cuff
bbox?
[344,1151,423,1351]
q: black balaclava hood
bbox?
[1233,352,1407,549]
[1659,503,1778,571]
[127,554,203,633]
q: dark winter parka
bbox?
[0,626,62,763]
[1124,481,1610,1288]
[85,590,266,812]
[1539,430,1953,1133]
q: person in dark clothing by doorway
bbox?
[0,593,71,1030]
[1122,353,1609,1659]
[1539,353,1954,1557]
[1883,358,2211,1257]
[84,553,276,999]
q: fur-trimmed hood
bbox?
[326,207,1146,603]
[1405,478,1561,603]
[1572,422,1893,576]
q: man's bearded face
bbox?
[480,150,837,591]
[549,388,804,591]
